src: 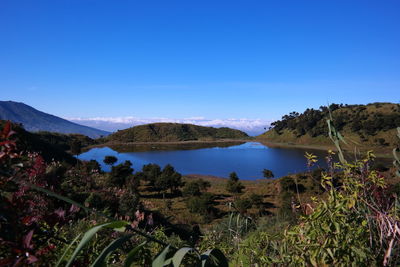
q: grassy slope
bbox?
[102,123,249,143]
[139,168,400,229]
[257,103,400,155]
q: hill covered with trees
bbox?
[258,102,400,153]
[101,123,249,143]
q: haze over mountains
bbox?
[68,117,270,136]
[0,100,263,138]
[0,101,109,138]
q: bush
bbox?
[108,160,134,187]
[235,149,400,266]
[226,172,245,193]
[154,164,183,194]
[142,163,161,185]
[249,193,263,209]
[262,169,274,179]
[279,176,296,192]
[234,198,252,214]
[186,193,215,215]
[84,192,107,210]
[103,155,117,166]
[118,190,140,217]
[182,179,211,197]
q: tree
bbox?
[262,169,274,179]
[70,139,82,158]
[226,172,245,194]
[155,164,183,195]
[103,155,118,166]
[182,179,211,197]
[108,160,134,187]
[142,163,161,185]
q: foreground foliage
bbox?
[1,119,400,266]
[228,126,400,266]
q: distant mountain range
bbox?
[102,122,249,143]
[0,101,109,138]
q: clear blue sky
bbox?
[0,0,399,121]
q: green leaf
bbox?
[152,245,170,267]
[124,241,147,267]
[172,247,199,266]
[55,233,82,267]
[91,234,134,267]
[352,247,366,259]
[201,249,229,267]
[66,221,129,267]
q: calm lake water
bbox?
[79,142,331,180]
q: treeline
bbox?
[270,102,400,138]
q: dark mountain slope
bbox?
[0,101,109,138]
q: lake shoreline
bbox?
[257,139,394,159]
[88,138,253,148]
[84,139,253,152]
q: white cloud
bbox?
[66,116,272,136]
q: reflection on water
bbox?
[109,141,246,152]
[79,142,332,180]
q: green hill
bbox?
[102,123,249,143]
[258,102,400,153]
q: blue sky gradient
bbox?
[1,0,399,122]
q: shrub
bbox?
[84,192,107,210]
[262,169,274,179]
[233,126,400,266]
[249,193,264,210]
[182,179,211,196]
[226,172,245,193]
[186,193,215,215]
[103,155,117,166]
[155,164,183,194]
[279,176,296,192]
[142,163,161,185]
[234,198,252,214]
[118,190,140,217]
[108,160,134,187]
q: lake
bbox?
[79,142,332,180]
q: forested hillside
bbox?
[258,102,400,151]
[102,123,249,143]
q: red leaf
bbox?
[22,216,34,225]
[27,254,38,264]
[1,121,11,139]
[23,230,34,249]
